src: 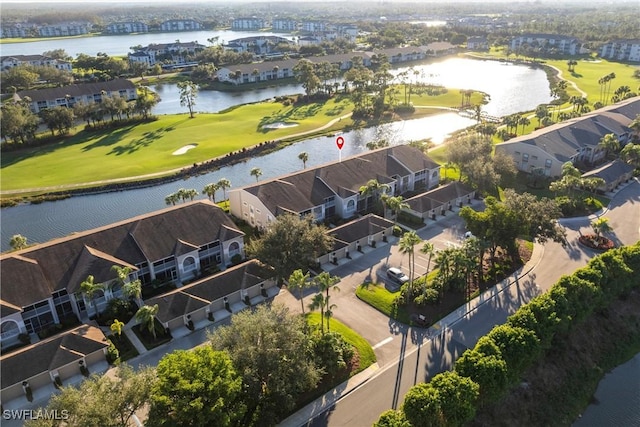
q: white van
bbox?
[386,267,409,285]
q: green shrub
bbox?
[584,197,603,211]
[311,331,355,376]
[106,339,120,364]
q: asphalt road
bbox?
[276,180,640,427]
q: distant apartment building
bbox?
[1,54,72,72]
[37,22,92,37]
[599,40,640,62]
[128,41,205,67]
[231,18,266,31]
[467,36,489,50]
[301,21,327,33]
[272,18,297,32]
[159,19,201,32]
[105,21,149,34]
[1,23,32,38]
[224,36,292,55]
[510,34,580,56]
[15,79,137,114]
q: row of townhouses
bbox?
[509,33,583,56]
[228,145,441,227]
[599,39,640,63]
[0,54,73,72]
[215,43,456,85]
[128,41,206,68]
[0,201,292,404]
[230,17,357,37]
[496,96,639,189]
[14,78,137,114]
[1,22,93,38]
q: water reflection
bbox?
[1,113,474,250]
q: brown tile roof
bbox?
[405,182,474,214]
[235,145,438,215]
[0,324,108,390]
[582,160,635,185]
[328,214,394,247]
[146,292,209,324]
[182,260,274,303]
[0,201,243,308]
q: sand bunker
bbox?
[262,122,299,129]
[172,144,197,155]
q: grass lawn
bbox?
[1,97,354,192]
[355,283,411,324]
[305,312,376,374]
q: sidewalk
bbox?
[278,241,545,427]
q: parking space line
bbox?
[372,336,393,350]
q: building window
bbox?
[1,320,20,340]
[545,159,552,168]
[522,153,529,161]
[183,256,196,272]
[346,199,355,212]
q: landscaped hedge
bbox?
[375,242,640,426]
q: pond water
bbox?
[572,352,640,427]
[1,56,554,251]
[1,113,474,251]
[0,30,293,57]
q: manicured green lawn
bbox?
[305,313,376,374]
[1,97,354,191]
[355,283,410,324]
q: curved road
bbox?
[278,180,640,427]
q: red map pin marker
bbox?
[336,136,345,150]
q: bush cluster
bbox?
[376,242,640,426]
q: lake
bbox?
[0,30,293,57]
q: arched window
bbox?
[229,241,240,255]
[183,256,196,271]
[1,320,20,339]
[347,200,355,211]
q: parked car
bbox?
[386,267,409,285]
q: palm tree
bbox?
[308,293,327,334]
[135,304,160,340]
[9,234,28,251]
[183,188,199,201]
[605,72,616,104]
[598,133,620,159]
[419,242,435,286]
[314,272,340,332]
[382,195,408,221]
[591,217,612,240]
[434,249,455,299]
[164,192,179,206]
[80,275,103,317]
[217,178,231,201]
[398,231,422,300]
[287,269,310,315]
[110,319,125,340]
[620,143,640,167]
[359,179,390,213]
[567,59,577,73]
[202,182,220,202]
[518,116,530,134]
[112,265,142,305]
[250,167,262,182]
[298,151,309,169]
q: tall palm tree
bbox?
[298,151,309,169]
[135,304,160,340]
[314,272,340,332]
[80,275,103,317]
[250,167,262,182]
[382,195,409,221]
[419,242,435,286]
[605,72,616,104]
[308,293,326,334]
[202,182,220,203]
[287,269,310,315]
[217,178,231,201]
[518,116,530,134]
[398,231,422,299]
[598,133,620,159]
[359,179,390,213]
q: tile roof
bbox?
[498,97,639,163]
[146,261,274,320]
[328,214,394,248]
[405,182,475,213]
[0,324,108,390]
[234,145,439,215]
[0,201,243,308]
[582,160,635,185]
